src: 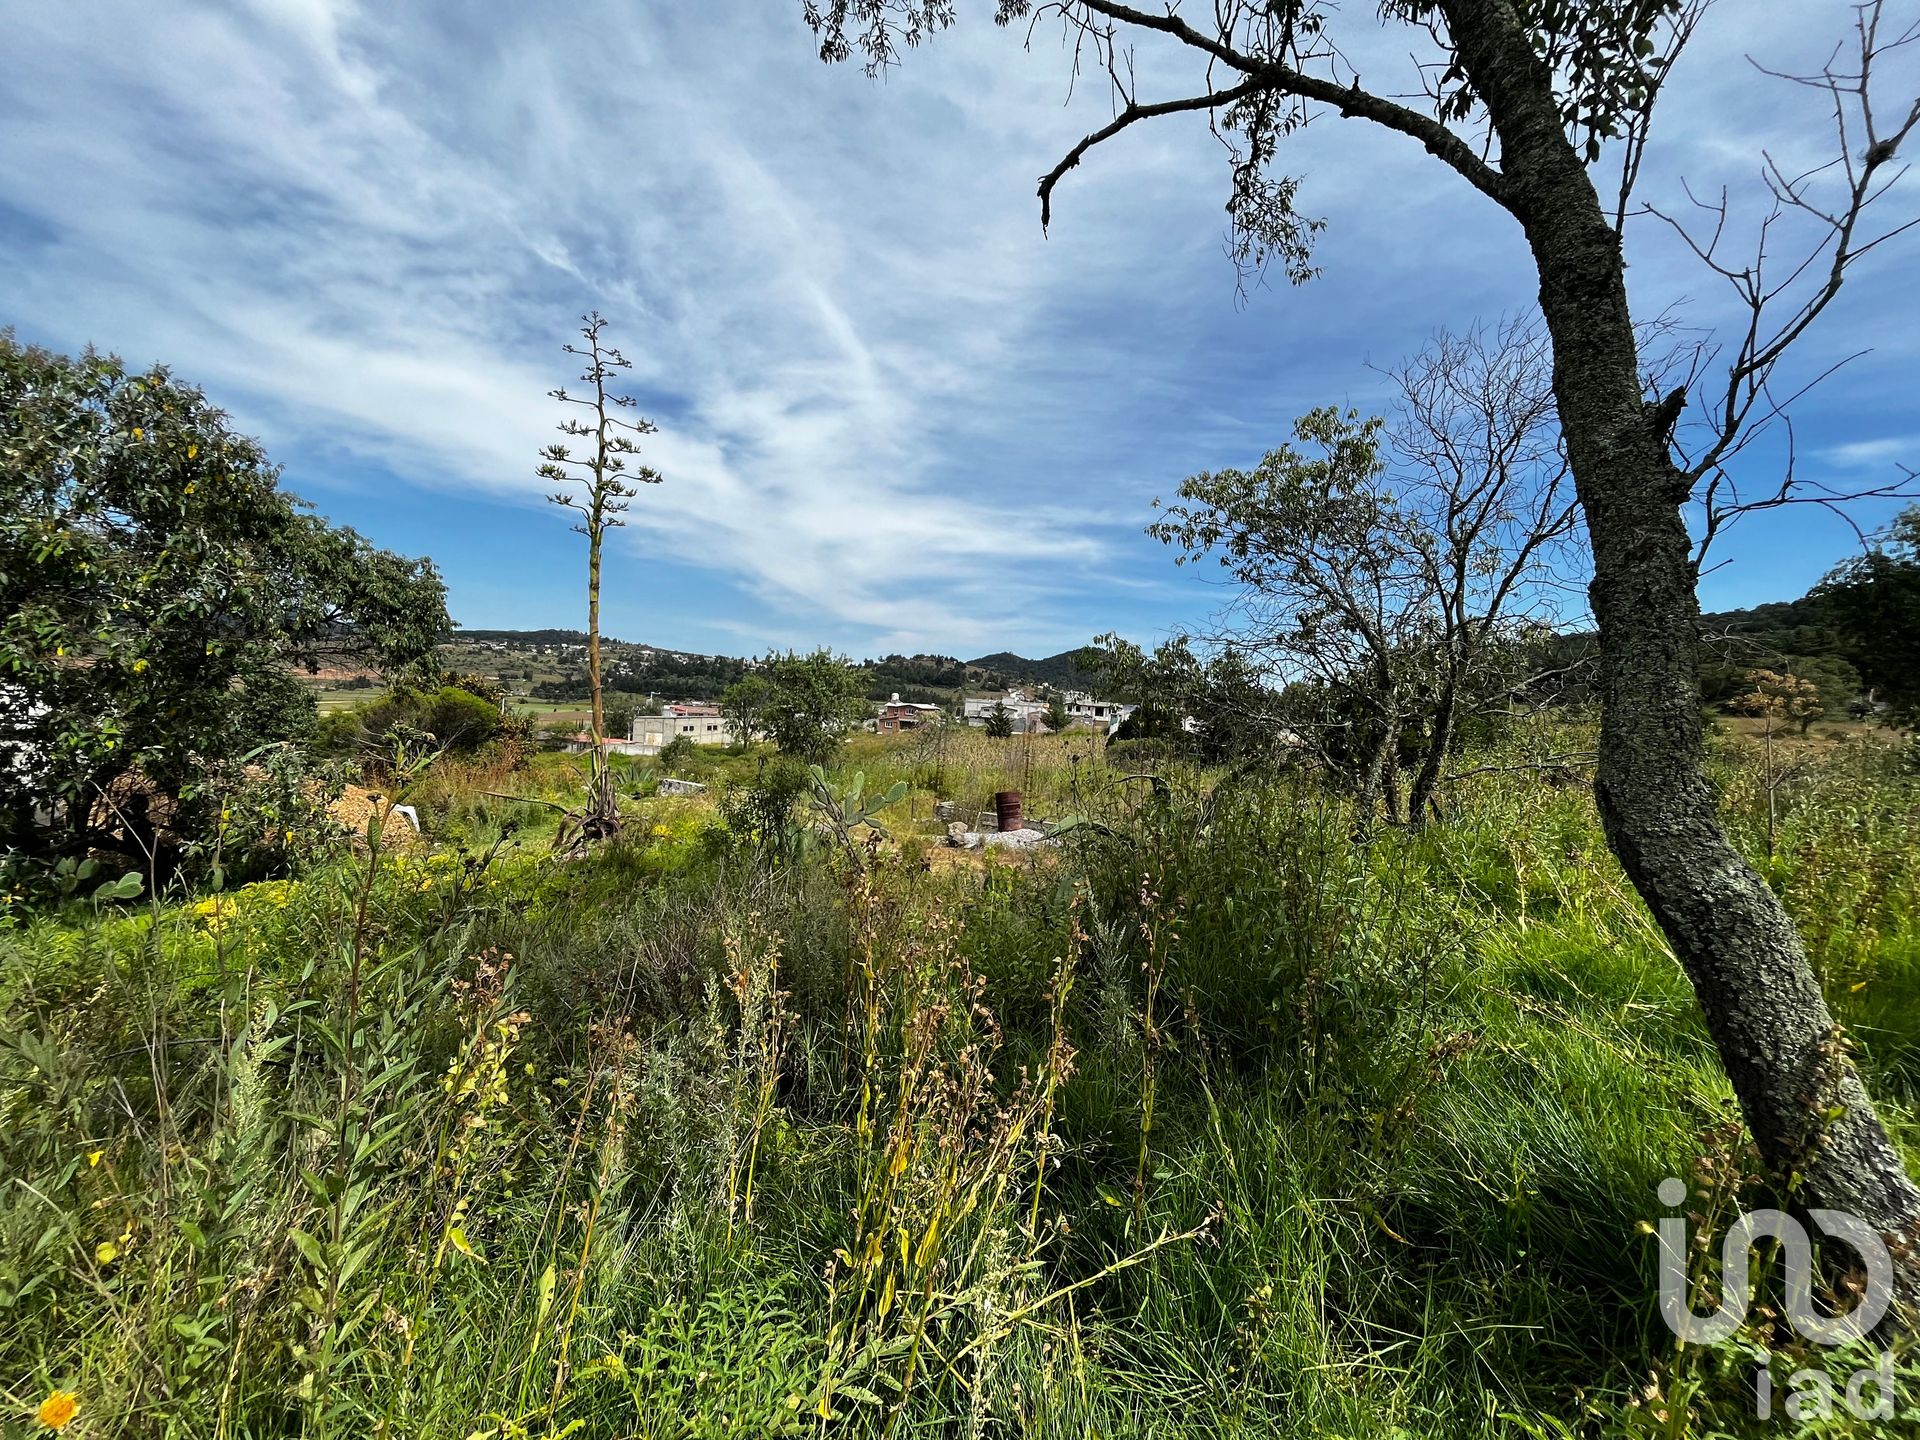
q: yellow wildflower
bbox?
[37,1391,79,1430]
[95,1240,118,1265]
[132,658,148,674]
[86,1150,103,1167]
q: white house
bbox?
[1061,691,1137,730]
[961,687,1136,734]
[628,702,736,754]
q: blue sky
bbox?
[2,1,1916,660]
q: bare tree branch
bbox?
[1040,80,1261,227]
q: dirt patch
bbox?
[329,784,423,851]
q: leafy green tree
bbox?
[983,701,1015,739]
[310,685,502,767]
[761,650,869,761]
[1150,407,1436,820]
[1091,635,1283,765]
[1042,693,1071,734]
[602,697,638,744]
[720,673,776,744]
[0,334,447,863]
[232,668,322,750]
[1819,506,1920,724]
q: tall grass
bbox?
[4,726,1919,1436]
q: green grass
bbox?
[4,726,1920,1436]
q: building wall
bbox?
[629,712,736,754]
[876,703,942,735]
[961,691,1138,734]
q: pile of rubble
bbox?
[932,798,1060,851]
[944,822,1057,851]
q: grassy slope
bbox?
[3,725,1919,1437]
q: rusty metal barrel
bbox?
[994,790,1023,833]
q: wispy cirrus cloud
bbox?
[2,1,1915,652]
[1822,436,1920,471]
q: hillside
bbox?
[964,648,1101,692]
[424,597,1862,716]
[429,631,1115,707]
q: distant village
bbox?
[451,630,1139,756]
[606,687,1137,756]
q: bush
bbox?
[320,684,509,767]
[657,734,699,773]
[190,746,350,885]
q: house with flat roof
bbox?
[628,702,735,754]
[962,688,1137,735]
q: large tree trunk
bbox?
[1351,704,1400,831]
[1445,0,1920,1259]
[1408,673,1458,830]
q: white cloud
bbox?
[1821,436,1919,470]
[2,0,1915,655]
[0,0,1156,654]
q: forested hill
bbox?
[441,630,1093,705]
[963,649,1101,692]
[1699,593,1834,646]
[1692,593,1850,704]
[448,597,1856,711]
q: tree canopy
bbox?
[1818,504,1920,723]
[0,334,448,861]
[760,649,870,761]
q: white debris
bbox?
[947,826,1058,851]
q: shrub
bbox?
[657,734,699,773]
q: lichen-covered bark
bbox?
[1443,0,1920,1263]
